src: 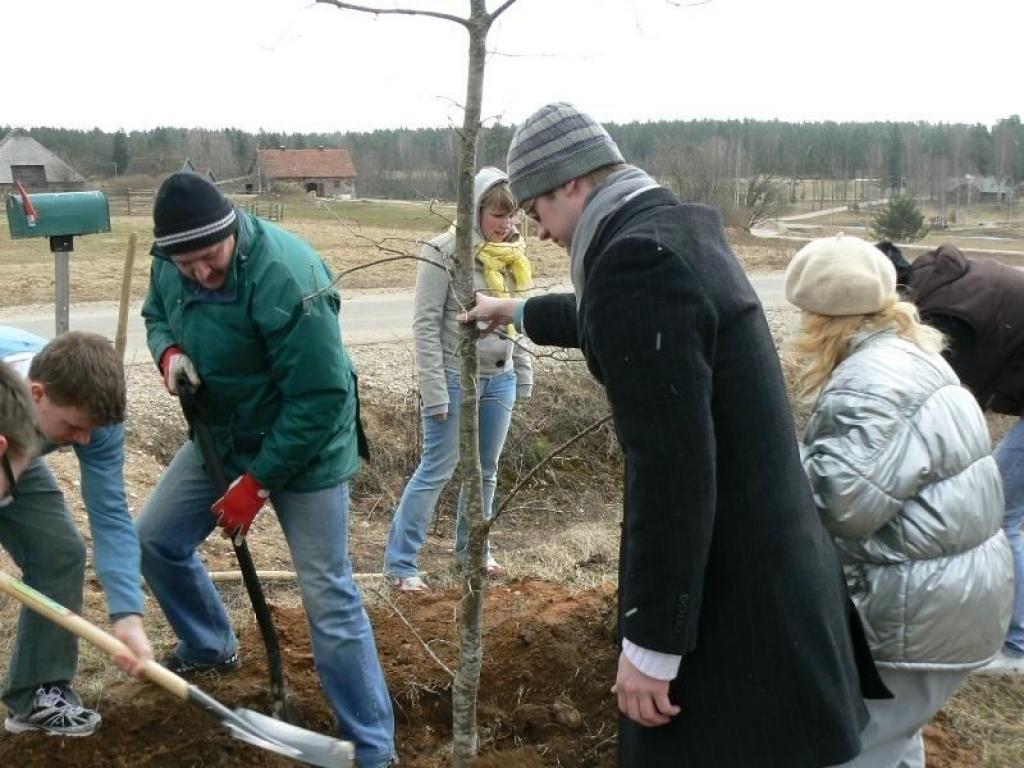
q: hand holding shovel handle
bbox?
[175,374,299,725]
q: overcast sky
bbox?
[6,0,1020,133]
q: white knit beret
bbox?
[785,234,897,316]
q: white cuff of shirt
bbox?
[622,639,682,681]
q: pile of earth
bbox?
[0,578,977,767]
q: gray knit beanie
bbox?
[506,103,625,203]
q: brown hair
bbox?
[480,181,516,216]
[518,163,630,213]
[0,360,42,461]
[28,332,126,425]
[578,162,630,190]
[787,298,945,399]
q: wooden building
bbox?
[0,132,86,192]
[255,147,357,197]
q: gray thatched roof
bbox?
[0,133,86,184]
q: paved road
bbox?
[0,274,787,362]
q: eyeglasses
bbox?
[0,453,17,505]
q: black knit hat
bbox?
[152,172,238,256]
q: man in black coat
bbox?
[464,103,886,767]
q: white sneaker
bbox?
[390,575,430,593]
[974,650,1024,676]
[4,684,101,736]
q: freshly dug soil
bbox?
[0,577,978,767]
[0,579,620,767]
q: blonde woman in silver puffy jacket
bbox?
[786,235,1013,768]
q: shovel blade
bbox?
[226,707,354,768]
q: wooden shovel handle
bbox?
[0,569,188,700]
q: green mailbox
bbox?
[6,190,110,240]
[5,189,113,335]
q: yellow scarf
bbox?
[476,237,532,338]
[476,238,532,297]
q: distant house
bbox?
[123,155,215,182]
[0,132,86,192]
[180,158,217,183]
[945,175,1014,203]
[255,147,357,197]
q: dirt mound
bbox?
[0,579,619,767]
[0,578,978,767]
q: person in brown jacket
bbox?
[880,241,1024,674]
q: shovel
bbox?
[175,376,300,725]
[0,569,353,767]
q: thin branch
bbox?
[314,0,468,26]
[370,586,456,679]
[491,413,613,523]
[489,0,521,22]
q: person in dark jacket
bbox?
[879,241,1024,675]
[463,102,887,767]
[138,173,394,767]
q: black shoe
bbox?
[163,651,241,677]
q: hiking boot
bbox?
[389,575,430,593]
[4,684,101,737]
[163,651,241,677]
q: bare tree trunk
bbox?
[316,3,519,763]
[450,4,490,764]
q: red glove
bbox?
[211,473,269,541]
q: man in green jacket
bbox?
[138,173,394,768]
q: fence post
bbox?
[115,233,138,363]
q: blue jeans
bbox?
[996,417,1024,656]
[384,369,517,578]
[137,441,395,767]
[0,459,86,715]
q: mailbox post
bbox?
[6,190,111,335]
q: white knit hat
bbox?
[785,234,897,316]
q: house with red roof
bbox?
[255,146,357,198]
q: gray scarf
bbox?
[570,166,660,305]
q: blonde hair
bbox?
[787,297,945,400]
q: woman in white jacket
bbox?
[786,235,1012,768]
[383,168,533,592]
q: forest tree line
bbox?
[3,117,1022,210]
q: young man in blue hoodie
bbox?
[0,327,152,737]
